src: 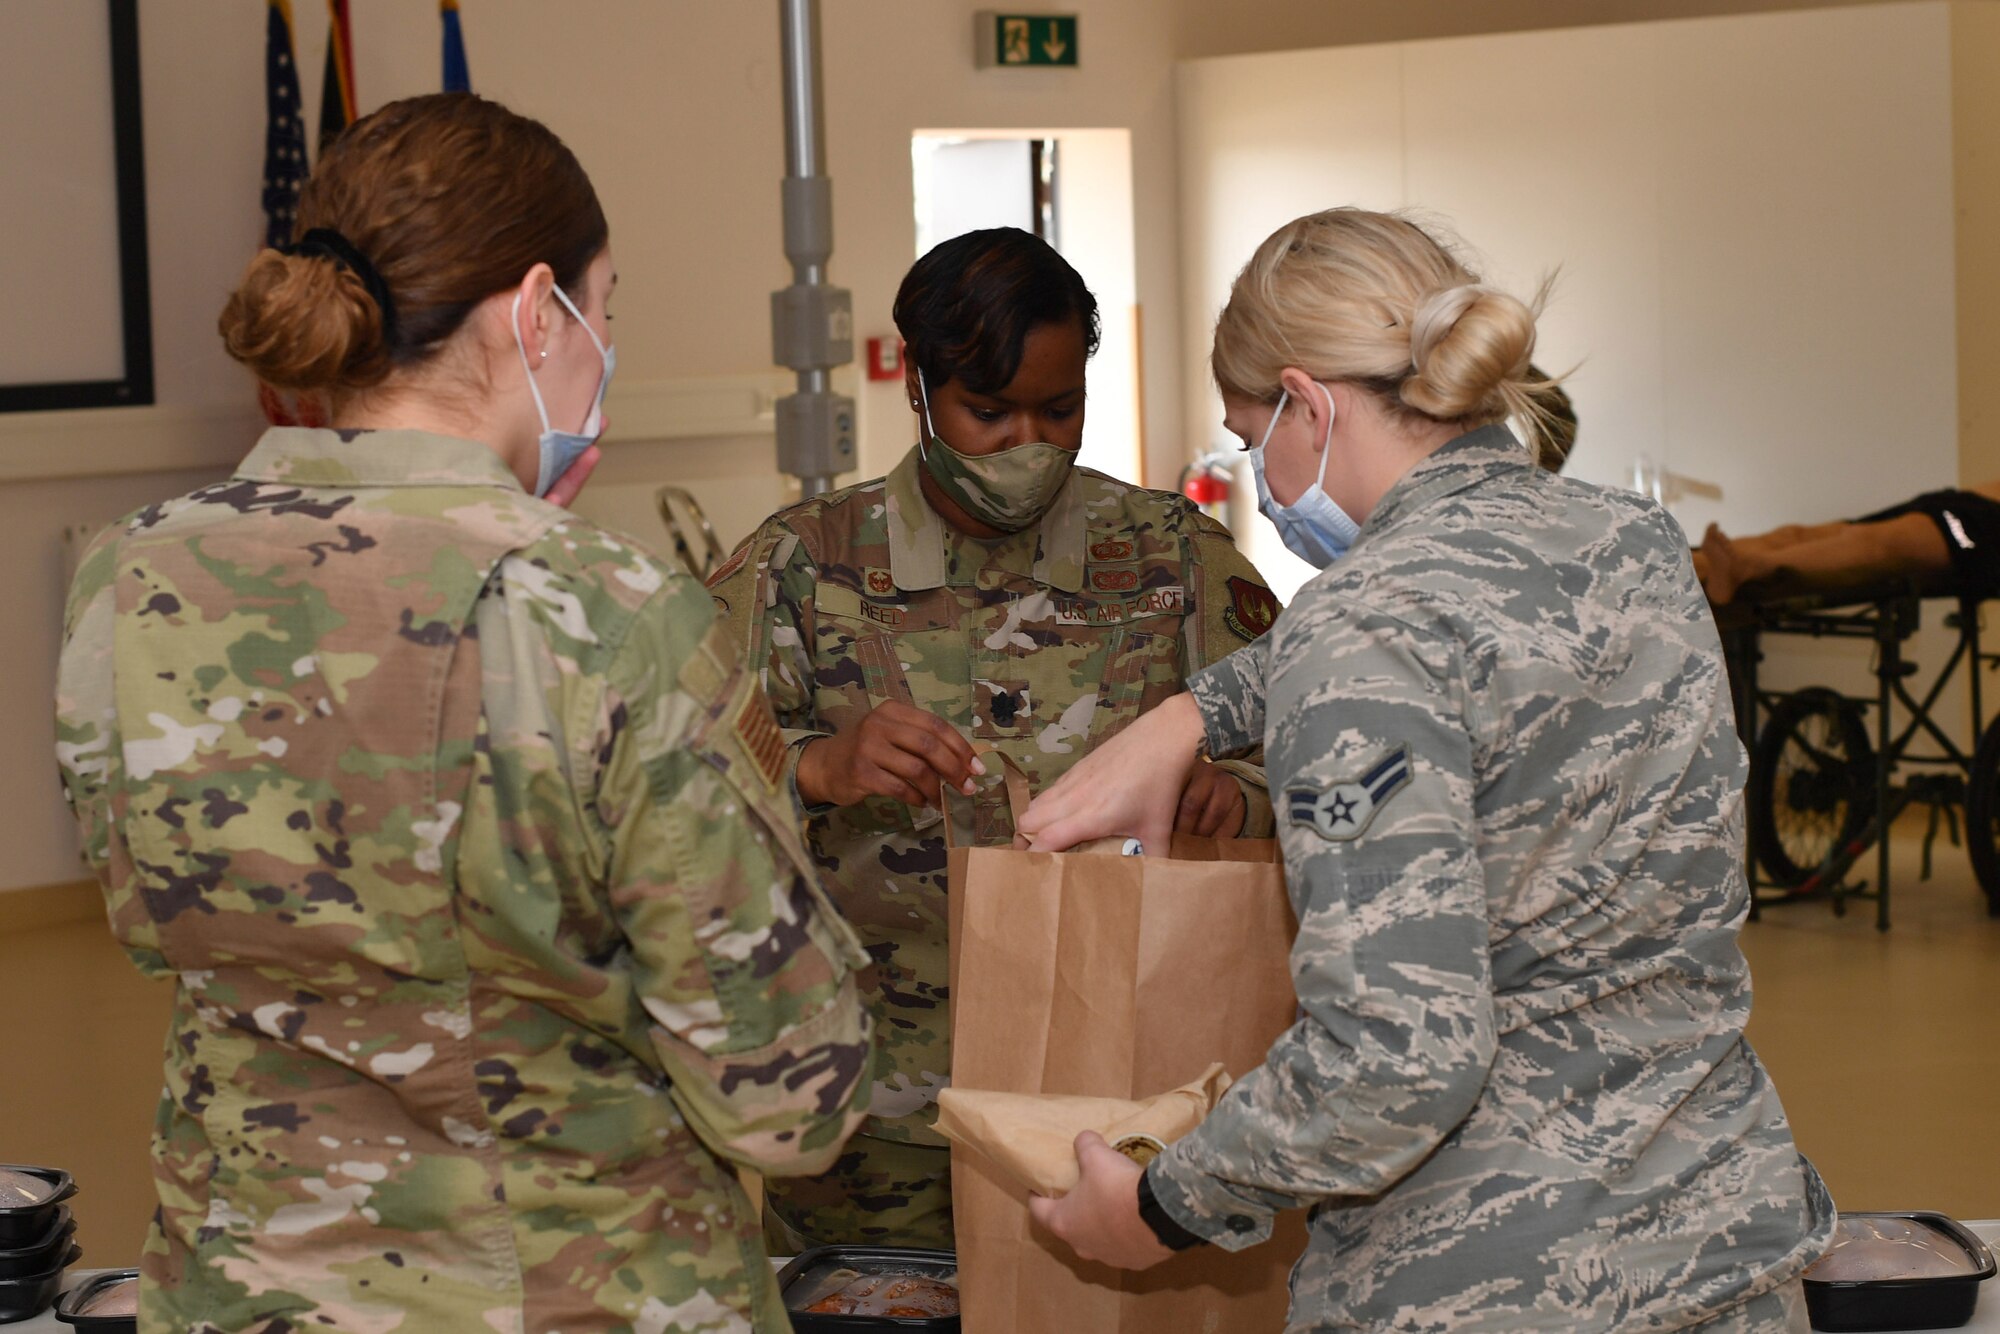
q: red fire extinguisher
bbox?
[1179,449,1237,518]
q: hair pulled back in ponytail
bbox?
[219,93,607,400]
[1211,208,1567,462]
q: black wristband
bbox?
[1136,1166,1206,1251]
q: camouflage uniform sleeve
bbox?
[1146,589,1494,1250]
[54,523,168,977]
[706,520,828,813]
[1184,513,1282,837]
[602,574,873,1176]
[1187,635,1271,763]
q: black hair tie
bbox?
[283,227,399,347]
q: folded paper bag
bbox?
[934,1064,1231,1197]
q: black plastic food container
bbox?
[56,1268,141,1331]
[777,1246,960,1332]
[0,1207,75,1281]
[0,1167,76,1248]
[1804,1212,1996,1332]
[0,1243,82,1325]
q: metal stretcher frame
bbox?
[1717,577,1999,931]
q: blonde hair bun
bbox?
[218,248,390,394]
[1211,208,1567,462]
[1402,282,1537,421]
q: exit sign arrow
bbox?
[977,12,1079,68]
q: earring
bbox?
[539,349,548,361]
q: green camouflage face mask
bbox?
[917,371,1077,533]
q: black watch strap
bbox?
[1136,1167,1206,1251]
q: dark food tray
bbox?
[0,1208,74,1281]
[0,1243,82,1325]
[1804,1211,1996,1332]
[777,1246,960,1332]
[0,1168,76,1248]
[56,1268,141,1331]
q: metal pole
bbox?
[772,0,854,498]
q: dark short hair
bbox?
[892,227,1101,395]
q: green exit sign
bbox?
[977,12,1078,68]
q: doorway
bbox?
[911,129,1141,484]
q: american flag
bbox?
[261,0,307,250]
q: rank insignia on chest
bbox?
[1286,747,1411,842]
[1224,575,1280,642]
[733,690,788,791]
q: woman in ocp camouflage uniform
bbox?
[710,227,1281,1250]
[1021,208,1833,1333]
[56,94,870,1333]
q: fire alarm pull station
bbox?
[866,337,903,382]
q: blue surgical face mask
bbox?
[1250,383,1362,568]
[513,284,615,497]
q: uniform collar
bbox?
[1361,424,1532,536]
[884,444,1087,594]
[235,427,526,491]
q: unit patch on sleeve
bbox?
[1286,746,1411,842]
[1223,575,1281,642]
[733,689,788,791]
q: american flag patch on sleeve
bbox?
[733,690,787,791]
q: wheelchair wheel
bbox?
[1748,688,1876,890]
[1963,719,2000,917]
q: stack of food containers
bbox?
[0,1167,80,1324]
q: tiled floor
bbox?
[4,821,1996,1269]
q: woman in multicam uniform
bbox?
[1019,208,1834,1332]
[54,94,870,1333]
[709,227,1282,1251]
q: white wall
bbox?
[1177,4,1959,600]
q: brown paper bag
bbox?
[935,1064,1232,1196]
[947,753,1306,1334]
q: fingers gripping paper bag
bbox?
[946,749,1305,1334]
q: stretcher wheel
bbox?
[1748,688,1875,889]
[1962,719,2000,916]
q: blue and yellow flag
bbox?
[442,0,471,93]
[262,0,308,250]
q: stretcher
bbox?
[1716,574,2000,929]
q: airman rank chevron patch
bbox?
[1286,746,1412,842]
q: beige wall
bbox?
[1954,1,2000,483]
[6,0,1188,893]
[1173,0,1920,59]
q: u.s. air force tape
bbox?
[1285,745,1412,842]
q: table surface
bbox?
[18,1222,2000,1332]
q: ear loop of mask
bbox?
[1313,382,1336,484]
[513,285,608,434]
[916,369,937,460]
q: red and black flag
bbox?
[317,0,356,156]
